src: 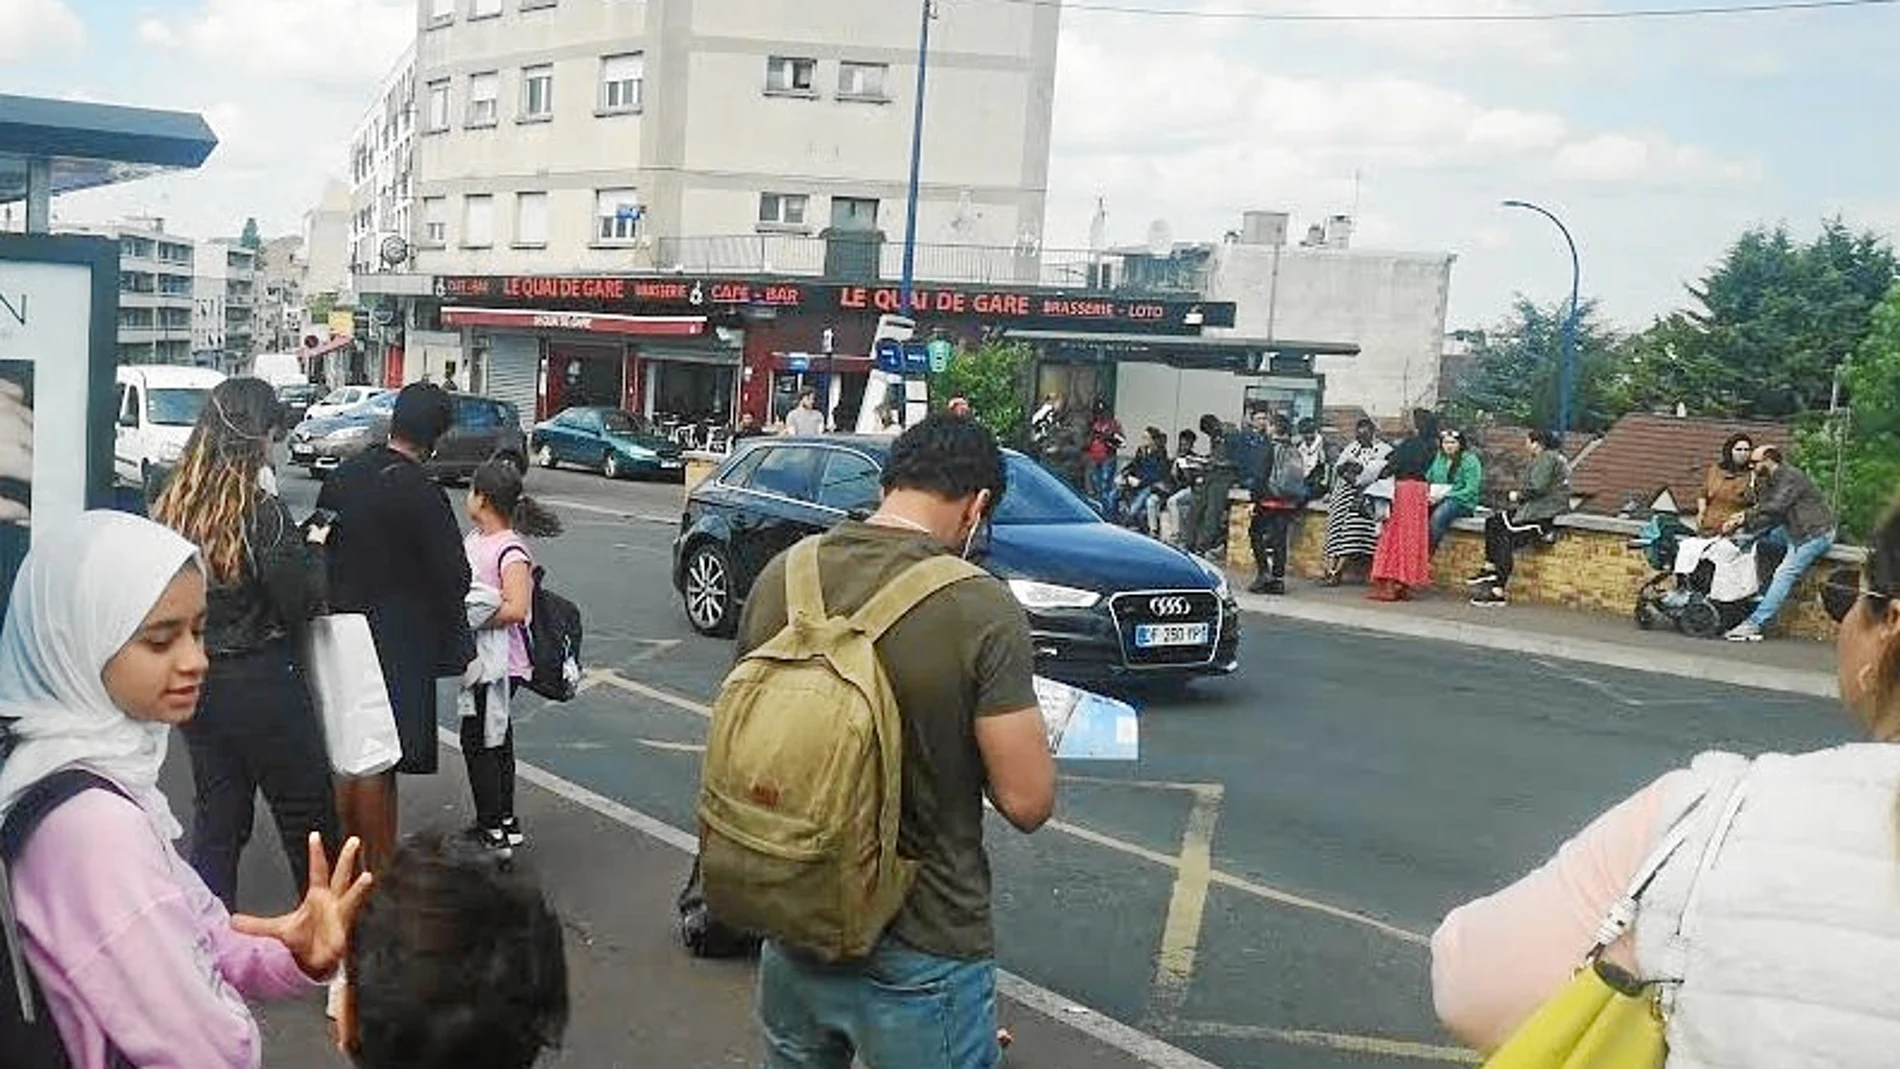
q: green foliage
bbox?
[929,341,1031,446]
[1795,282,1900,540]
[239,217,262,250]
[1441,296,1623,433]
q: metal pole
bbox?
[1502,199,1580,438]
[24,157,52,235]
[899,0,933,316]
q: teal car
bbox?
[530,406,686,480]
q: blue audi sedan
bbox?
[672,435,1240,686]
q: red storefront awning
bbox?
[301,335,354,362]
[441,306,706,337]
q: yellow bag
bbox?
[1480,958,1663,1069]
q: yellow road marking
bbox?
[1145,784,1222,1028]
[1167,1020,1478,1064]
[585,667,1428,945]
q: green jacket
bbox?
[1425,453,1484,510]
[1515,450,1570,523]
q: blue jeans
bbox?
[1746,526,1836,628]
[1090,457,1118,511]
[1429,499,1473,551]
[759,935,1000,1069]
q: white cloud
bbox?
[0,0,85,63]
[137,0,412,86]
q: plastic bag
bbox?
[304,614,402,777]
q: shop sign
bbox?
[828,285,1234,332]
[435,275,805,312]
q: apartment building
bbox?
[63,217,199,365]
[193,240,259,370]
[349,43,419,278]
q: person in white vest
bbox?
[1431,492,1900,1067]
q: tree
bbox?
[240,217,262,250]
[1441,296,1623,433]
[1795,282,1900,540]
[929,341,1032,446]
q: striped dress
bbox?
[1324,440,1389,560]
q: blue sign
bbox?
[902,341,930,374]
[785,353,810,372]
[874,338,904,373]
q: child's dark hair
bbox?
[347,830,568,1069]
[472,460,563,538]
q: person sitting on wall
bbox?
[1721,446,1837,642]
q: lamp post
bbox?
[899,0,936,316]
[1501,199,1580,439]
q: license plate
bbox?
[1134,622,1209,648]
[290,446,314,460]
[661,459,683,468]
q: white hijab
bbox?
[0,511,199,839]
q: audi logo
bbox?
[1149,596,1194,618]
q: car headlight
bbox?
[621,445,655,460]
[323,425,369,441]
[1007,579,1102,610]
[1195,557,1233,601]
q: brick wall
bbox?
[1222,497,1850,642]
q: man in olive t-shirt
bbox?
[738,415,1056,1069]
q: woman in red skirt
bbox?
[1369,409,1438,601]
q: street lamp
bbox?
[1501,199,1581,439]
[899,0,937,316]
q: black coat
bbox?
[315,445,472,774]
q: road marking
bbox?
[1145,784,1222,1028]
[585,667,1429,946]
[637,738,706,754]
[623,639,684,665]
[540,497,677,525]
[437,726,1224,1069]
[1166,1021,1477,1064]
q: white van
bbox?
[115,365,226,484]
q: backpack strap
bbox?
[3,769,130,1029]
[785,538,827,622]
[849,556,986,641]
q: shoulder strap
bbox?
[1585,783,1717,957]
[1,769,129,865]
[785,538,826,622]
[849,556,986,641]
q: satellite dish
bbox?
[1145,219,1173,257]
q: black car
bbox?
[288,391,528,481]
[275,382,323,430]
[672,436,1240,685]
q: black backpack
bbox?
[522,564,583,702]
[2,769,135,1069]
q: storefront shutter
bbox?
[484,333,541,427]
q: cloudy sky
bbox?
[8,0,1899,329]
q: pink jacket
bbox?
[9,786,315,1068]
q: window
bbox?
[472,0,501,16]
[429,0,454,20]
[522,0,556,8]
[456,397,502,429]
[514,192,548,246]
[765,56,816,95]
[838,62,888,100]
[600,53,644,113]
[466,72,498,126]
[422,197,448,244]
[993,455,1101,525]
[757,193,808,229]
[463,194,494,247]
[743,447,819,501]
[830,196,879,232]
[595,188,641,242]
[425,80,451,131]
[815,451,881,512]
[521,65,554,120]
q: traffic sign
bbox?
[901,342,930,374]
[927,338,953,373]
[874,339,903,373]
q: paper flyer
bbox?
[1034,676,1139,761]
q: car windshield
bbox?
[993,455,1102,525]
[146,387,211,427]
[279,385,319,401]
[320,389,356,405]
[601,411,650,436]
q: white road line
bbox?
[437,726,1223,1069]
[540,497,677,525]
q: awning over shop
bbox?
[302,335,355,362]
[442,307,706,337]
[1002,329,1360,373]
[0,95,218,204]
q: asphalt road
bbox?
[275,461,1847,1068]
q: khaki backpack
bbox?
[697,536,985,962]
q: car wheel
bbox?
[602,452,621,480]
[536,444,558,470]
[683,542,737,637]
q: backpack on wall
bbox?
[1264,442,1310,502]
[696,537,984,962]
[522,565,583,702]
[2,770,134,1069]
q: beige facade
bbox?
[409,0,1061,278]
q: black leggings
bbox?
[461,681,520,829]
[1250,509,1295,579]
[1483,513,1551,589]
[184,640,339,908]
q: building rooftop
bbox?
[1566,412,1794,517]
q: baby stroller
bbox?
[1628,513,1762,639]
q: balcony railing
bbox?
[650,234,1210,295]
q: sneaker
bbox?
[1467,569,1499,585]
[501,817,526,848]
[1261,579,1287,595]
[1469,587,1507,608]
[1725,621,1764,642]
[475,826,514,861]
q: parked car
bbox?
[531,406,687,480]
[672,436,1240,686]
[115,365,225,486]
[305,385,389,423]
[275,381,324,430]
[288,391,527,482]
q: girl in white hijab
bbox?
[0,511,370,1068]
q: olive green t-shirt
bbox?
[735,521,1039,961]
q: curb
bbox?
[1234,593,1838,699]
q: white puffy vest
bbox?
[1633,745,1900,1069]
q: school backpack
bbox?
[1,769,134,1069]
[1264,440,1309,501]
[696,537,984,962]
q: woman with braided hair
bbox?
[150,376,337,907]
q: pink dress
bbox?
[1371,478,1433,588]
